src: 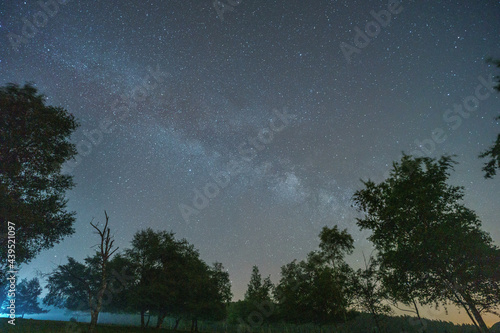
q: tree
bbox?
[480,116,500,178]
[184,260,230,332]
[354,154,500,333]
[10,277,47,318]
[242,265,275,326]
[275,226,355,326]
[275,254,353,326]
[211,262,232,305]
[318,225,355,268]
[120,228,174,328]
[125,229,192,329]
[245,266,273,303]
[43,256,100,312]
[380,262,428,332]
[209,262,232,331]
[479,58,500,178]
[88,211,119,332]
[316,226,356,323]
[118,228,230,331]
[351,255,392,333]
[44,211,118,333]
[0,83,78,280]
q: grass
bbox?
[0,316,487,333]
[0,318,175,332]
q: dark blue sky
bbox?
[1,0,499,325]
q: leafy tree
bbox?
[480,116,500,179]
[211,262,232,305]
[316,226,356,323]
[381,264,427,332]
[119,228,173,328]
[43,256,99,311]
[0,83,78,280]
[184,260,230,332]
[318,225,355,265]
[479,58,500,178]
[10,277,47,318]
[245,265,273,303]
[116,228,230,331]
[354,154,500,333]
[275,255,352,325]
[239,265,275,326]
[275,227,355,326]
[351,255,392,333]
[118,228,184,329]
[208,262,233,331]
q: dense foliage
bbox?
[354,155,500,333]
[0,83,78,280]
[479,58,500,178]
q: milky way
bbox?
[1,0,499,324]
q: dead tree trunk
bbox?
[88,211,118,333]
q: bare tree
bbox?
[88,211,118,333]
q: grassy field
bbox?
[0,318,175,332]
[0,316,488,333]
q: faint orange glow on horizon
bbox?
[395,303,499,328]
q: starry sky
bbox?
[1,0,500,325]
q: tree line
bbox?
[1,58,500,333]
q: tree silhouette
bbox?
[113,228,229,331]
[351,255,392,333]
[241,265,274,326]
[275,226,355,326]
[0,83,78,281]
[479,58,500,178]
[10,277,47,318]
[88,211,118,333]
[245,265,273,303]
[354,155,500,333]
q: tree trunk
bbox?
[140,309,145,328]
[89,310,99,333]
[146,312,151,327]
[89,281,107,333]
[156,311,166,329]
[174,318,181,331]
[190,318,199,332]
[412,298,426,332]
[368,303,382,333]
[448,281,481,333]
[462,293,490,333]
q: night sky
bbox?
[1,0,499,325]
